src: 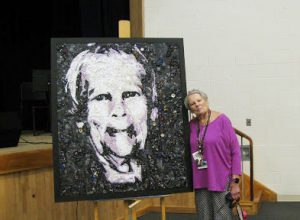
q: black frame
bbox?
[51,38,191,202]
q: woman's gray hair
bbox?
[184,89,208,110]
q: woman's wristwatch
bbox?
[232,178,240,184]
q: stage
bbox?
[0,131,52,174]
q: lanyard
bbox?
[196,110,211,153]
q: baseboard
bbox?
[278,195,300,201]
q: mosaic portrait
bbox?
[51,38,192,202]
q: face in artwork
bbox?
[66,48,155,182]
[86,63,148,158]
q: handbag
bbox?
[235,203,246,220]
[225,192,246,220]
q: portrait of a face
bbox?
[52,38,191,202]
[65,48,154,183]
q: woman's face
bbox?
[187,93,209,116]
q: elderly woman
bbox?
[184,89,242,220]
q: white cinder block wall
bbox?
[145,0,300,200]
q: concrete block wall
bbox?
[144,0,300,199]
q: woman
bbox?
[184,89,242,220]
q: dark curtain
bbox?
[79,0,129,37]
[0,0,129,128]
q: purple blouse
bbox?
[190,114,242,191]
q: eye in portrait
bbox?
[52,38,191,202]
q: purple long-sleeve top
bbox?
[190,114,242,191]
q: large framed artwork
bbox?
[51,38,191,202]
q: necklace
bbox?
[197,110,211,154]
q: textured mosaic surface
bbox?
[52,39,191,202]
